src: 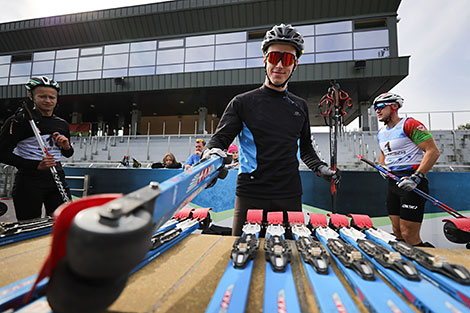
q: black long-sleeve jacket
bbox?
[206,84,326,199]
[0,111,73,173]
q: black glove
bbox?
[316,165,341,184]
[397,171,424,191]
[13,102,42,124]
[199,148,232,189]
[205,166,228,189]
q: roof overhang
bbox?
[0,0,401,54]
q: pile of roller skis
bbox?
[0,206,212,312]
[1,154,228,313]
[0,217,53,247]
[348,213,470,309]
[206,210,359,313]
[327,212,470,313]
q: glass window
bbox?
[0,64,10,77]
[79,56,103,71]
[78,71,101,80]
[105,43,129,54]
[354,30,389,49]
[185,62,213,72]
[354,48,389,60]
[130,51,156,67]
[295,25,315,36]
[316,51,353,63]
[34,51,55,61]
[32,61,54,75]
[216,32,246,44]
[303,37,315,53]
[0,78,8,85]
[130,40,157,52]
[298,54,315,64]
[56,49,79,59]
[9,76,29,85]
[316,33,352,52]
[103,68,128,78]
[215,59,245,70]
[157,49,184,65]
[0,55,11,64]
[55,59,78,73]
[247,41,263,58]
[186,34,214,47]
[246,58,263,68]
[316,21,352,35]
[10,63,31,76]
[104,54,129,69]
[216,43,246,60]
[156,64,184,75]
[81,47,103,56]
[54,72,77,81]
[186,46,214,63]
[129,66,155,76]
[159,39,184,49]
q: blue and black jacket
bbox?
[206,84,325,199]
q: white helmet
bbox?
[373,92,403,108]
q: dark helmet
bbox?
[25,76,60,93]
[261,24,304,58]
[373,92,403,108]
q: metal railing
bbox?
[401,110,470,131]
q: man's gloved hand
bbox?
[201,148,231,164]
[378,164,391,180]
[200,148,231,189]
[316,165,341,184]
[397,171,424,191]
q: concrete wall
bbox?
[64,167,470,217]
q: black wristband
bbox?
[413,171,425,180]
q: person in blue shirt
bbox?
[184,138,205,169]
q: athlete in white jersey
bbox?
[374,92,440,247]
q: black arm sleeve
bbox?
[60,126,74,158]
[206,97,243,151]
[0,117,40,170]
[299,102,327,171]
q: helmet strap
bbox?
[264,62,296,89]
[384,106,398,125]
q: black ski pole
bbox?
[22,102,70,203]
[330,82,340,213]
[357,154,464,218]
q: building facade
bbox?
[0,0,407,134]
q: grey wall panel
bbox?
[0,57,408,99]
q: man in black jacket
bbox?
[0,76,73,220]
[204,24,339,235]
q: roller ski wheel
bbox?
[47,259,128,313]
[66,206,154,279]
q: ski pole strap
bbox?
[308,213,327,228]
[348,214,373,231]
[328,213,349,230]
[287,211,304,225]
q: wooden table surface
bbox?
[1,234,469,313]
